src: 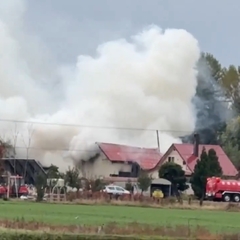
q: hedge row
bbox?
[0,232,178,240]
[3,232,235,240]
[0,232,133,240]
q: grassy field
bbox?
[0,201,239,234]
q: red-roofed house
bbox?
[79,134,238,182]
[79,142,162,179]
[159,135,238,178]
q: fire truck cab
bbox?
[0,175,28,198]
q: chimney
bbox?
[193,133,199,157]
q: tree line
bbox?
[182,53,240,169]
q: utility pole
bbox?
[156,130,160,152]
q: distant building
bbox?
[79,135,238,182]
[1,158,47,184]
[159,138,238,178]
[79,142,162,179]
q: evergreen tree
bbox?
[65,166,80,189]
[35,173,47,202]
[47,164,61,179]
[190,149,209,199]
[208,149,223,176]
[159,162,188,196]
[220,116,240,168]
[182,53,229,145]
[137,172,152,193]
[191,148,222,199]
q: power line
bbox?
[0,118,193,134]
[0,118,230,135]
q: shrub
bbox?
[2,196,9,201]
[0,232,156,240]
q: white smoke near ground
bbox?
[0,0,200,171]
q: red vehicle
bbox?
[0,175,28,198]
[206,177,240,202]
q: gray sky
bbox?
[24,0,239,67]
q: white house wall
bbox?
[147,149,183,178]
[161,149,187,172]
[80,154,132,179]
[160,149,193,195]
[148,168,160,179]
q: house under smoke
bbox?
[79,142,163,179]
[80,136,238,181]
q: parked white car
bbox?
[102,185,130,195]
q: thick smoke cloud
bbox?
[0,0,201,170]
[189,59,232,144]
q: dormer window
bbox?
[168,157,174,162]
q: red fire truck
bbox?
[0,175,28,198]
[206,177,240,202]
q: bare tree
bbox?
[0,134,15,159]
[0,136,15,177]
[21,123,35,179]
[11,123,19,175]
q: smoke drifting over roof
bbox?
[0,0,200,170]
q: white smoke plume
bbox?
[0,0,200,171]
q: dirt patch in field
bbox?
[0,218,238,240]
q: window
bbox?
[183,161,186,165]
[116,187,124,192]
[107,187,115,190]
[168,156,174,162]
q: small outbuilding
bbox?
[150,178,171,197]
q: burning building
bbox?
[79,136,237,181]
[79,142,163,179]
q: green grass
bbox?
[0,201,239,233]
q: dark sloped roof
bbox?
[1,158,46,184]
